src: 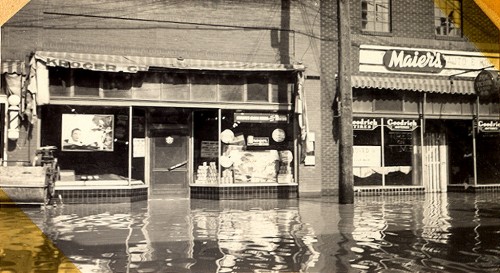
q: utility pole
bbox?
[337,0,354,204]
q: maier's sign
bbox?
[383,49,446,73]
[474,70,499,98]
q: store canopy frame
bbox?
[34,51,306,73]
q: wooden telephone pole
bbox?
[337,0,354,204]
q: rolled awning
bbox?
[1,60,26,75]
[351,75,475,95]
[34,51,305,73]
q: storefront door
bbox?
[423,121,448,192]
[150,132,189,197]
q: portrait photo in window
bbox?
[61,114,114,152]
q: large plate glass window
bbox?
[353,118,422,187]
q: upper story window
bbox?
[434,0,462,37]
[361,0,391,33]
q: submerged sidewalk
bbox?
[1,192,500,272]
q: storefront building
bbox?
[0,0,325,202]
[41,52,305,200]
[351,45,500,194]
[2,51,306,202]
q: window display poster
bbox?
[353,146,381,167]
[61,114,114,151]
[201,141,219,158]
[133,138,145,157]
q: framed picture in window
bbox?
[61,114,114,152]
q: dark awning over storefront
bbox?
[34,51,305,73]
[351,75,475,95]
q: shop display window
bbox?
[131,108,146,182]
[353,123,383,186]
[476,131,500,185]
[192,110,295,185]
[193,110,220,184]
[383,129,420,186]
[41,105,131,181]
[353,118,422,187]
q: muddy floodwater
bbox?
[1,192,500,272]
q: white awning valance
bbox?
[34,51,305,73]
[352,75,476,95]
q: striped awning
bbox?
[34,51,305,73]
[1,60,26,75]
[351,75,476,95]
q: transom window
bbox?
[48,68,295,104]
[361,0,391,33]
[434,0,462,37]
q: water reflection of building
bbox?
[189,200,319,273]
[420,193,451,255]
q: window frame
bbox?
[434,0,462,37]
[361,0,392,33]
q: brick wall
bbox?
[2,0,324,193]
[6,119,37,165]
[2,0,320,71]
[319,0,339,196]
[350,0,499,52]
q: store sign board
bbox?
[383,49,446,73]
[359,45,498,77]
[45,57,148,73]
[386,119,418,131]
[474,70,499,98]
[234,113,288,123]
[478,120,500,132]
[353,118,379,130]
[247,137,269,146]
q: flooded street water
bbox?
[1,192,500,273]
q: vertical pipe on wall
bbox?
[421,93,427,191]
[218,108,222,184]
[128,105,132,186]
[381,118,385,187]
[472,103,478,186]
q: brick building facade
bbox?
[1,0,499,202]
[1,0,325,201]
